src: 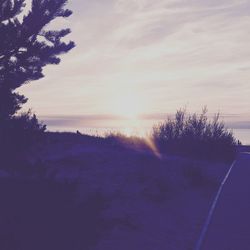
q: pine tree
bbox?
[0,0,75,120]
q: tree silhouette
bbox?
[0,0,75,120]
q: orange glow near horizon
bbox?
[145,137,162,159]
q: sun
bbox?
[106,87,147,136]
[118,97,140,119]
[111,90,144,119]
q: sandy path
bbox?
[200,152,250,250]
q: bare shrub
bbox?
[152,108,239,162]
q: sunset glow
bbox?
[19,0,250,137]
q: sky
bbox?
[20,0,250,124]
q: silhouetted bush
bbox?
[0,111,46,170]
[152,108,238,162]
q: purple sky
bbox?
[20,0,250,121]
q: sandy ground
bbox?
[0,133,231,250]
[44,133,231,249]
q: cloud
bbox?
[20,0,250,118]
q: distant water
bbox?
[232,129,250,145]
[42,116,250,145]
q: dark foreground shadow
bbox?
[0,179,108,250]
